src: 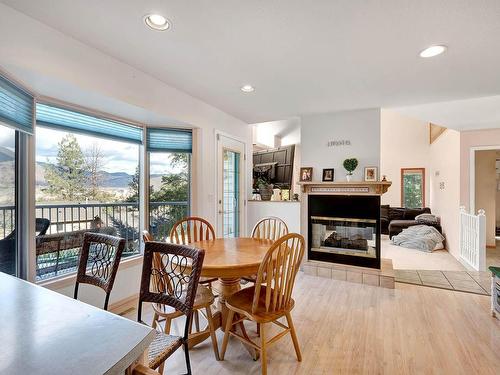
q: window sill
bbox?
[38,254,144,291]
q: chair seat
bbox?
[225,286,295,323]
[148,331,183,369]
[152,285,215,317]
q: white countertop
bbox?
[0,272,154,375]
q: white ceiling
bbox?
[393,96,500,131]
[3,0,500,124]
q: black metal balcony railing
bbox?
[0,201,188,280]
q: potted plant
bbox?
[343,158,358,182]
[256,177,273,201]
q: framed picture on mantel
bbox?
[322,168,334,182]
[364,167,378,182]
[300,167,313,182]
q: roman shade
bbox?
[0,75,34,134]
[147,128,192,153]
[36,103,143,144]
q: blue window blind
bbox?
[147,128,192,153]
[0,75,34,134]
[36,103,143,144]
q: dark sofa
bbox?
[381,205,442,239]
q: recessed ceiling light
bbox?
[144,14,171,31]
[241,84,255,93]
[419,45,447,58]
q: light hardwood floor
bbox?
[123,273,500,375]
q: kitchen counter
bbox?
[0,272,155,375]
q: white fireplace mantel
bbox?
[298,180,392,195]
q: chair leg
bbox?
[158,362,165,374]
[194,310,200,332]
[220,309,235,360]
[256,322,260,336]
[163,317,172,335]
[285,312,302,362]
[205,306,220,360]
[260,323,267,375]
[152,312,159,330]
[184,341,192,375]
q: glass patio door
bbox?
[217,134,245,238]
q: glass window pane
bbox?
[0,124,16,275]
[35,126,140,281]
[149,152,190,241]
[402,168,425,208]
[223,150,240,238]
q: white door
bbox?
[216,133,245,238]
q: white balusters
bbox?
[459,206,486,271]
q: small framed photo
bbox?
[300,167,313,182]
[364,167,378,182]
[322,168,334,182]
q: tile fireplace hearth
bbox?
[299,180,395,288]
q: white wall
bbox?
[0,3,252,306]
[301,109,381,182]
[247,201,301,235]
[380,109,430,206]
[429,129,461,257]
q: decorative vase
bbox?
[346,173,352,182]
[259,185,273,201]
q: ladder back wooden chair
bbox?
[138,241,205,375]
[170,217,218,288]
[142,230,219,361]
[73,232,126,311]
[220,233,305,375]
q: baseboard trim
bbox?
[109,293,139,315]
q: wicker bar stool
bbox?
[73,232,125,310]
[138,241,205,375]
[142,230,219,361]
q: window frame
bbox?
[400,167,426,208]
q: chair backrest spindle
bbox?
[252,217,288,242]
[170,217,216,245]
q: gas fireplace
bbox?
[308,194,381,269]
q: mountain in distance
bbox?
[36,161,163,189]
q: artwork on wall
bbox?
[364,167,378,182]
[322,168,335,182]
[300,167,313,182]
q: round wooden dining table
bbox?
[190,237,274,330]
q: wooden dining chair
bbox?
[142,230,220,361]
[138,241,205,375]
[73,232,125,311]
[252,216,289,242]
[170,217,218,288]
[243,216,289,284]
[220,233,305,375]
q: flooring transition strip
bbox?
[394,269,490,296]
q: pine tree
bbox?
[43,134,86,201]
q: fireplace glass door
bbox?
[311,216,377,259]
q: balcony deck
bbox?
[0,201,188,280]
